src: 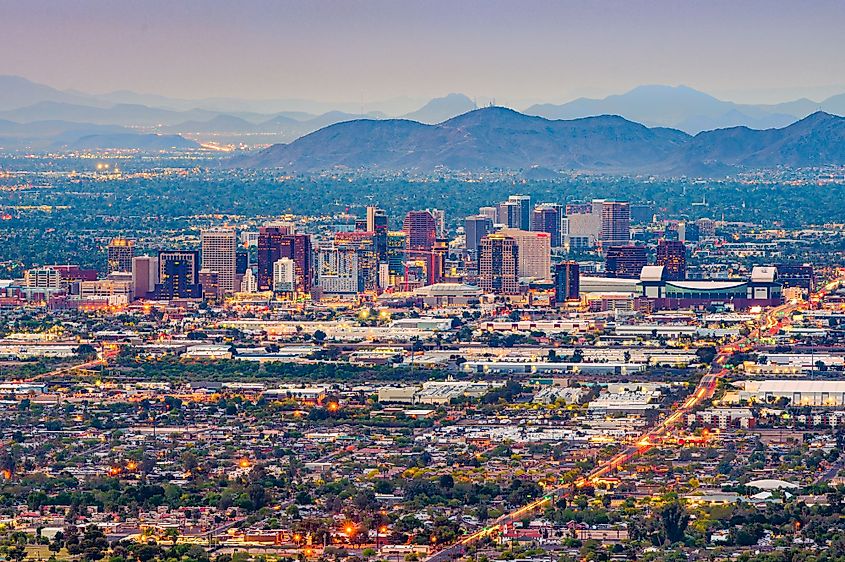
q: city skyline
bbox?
[4,3,845,561]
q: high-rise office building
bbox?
[257,226,311,294]
[403,211,437,252]
[234,250,249,291]
[257,225,292,290]
[201,228,237,293]
[605,245,647,279]
[497,201,521,229]
[630,204,654,224]
[531,204,562,247]
[500,228,552,281]
[599,201,631,249]
[431,239,448,285]
[386,231,407,277]
[564,203,601,249]
[155,250,201,299]
[131,256,158,300]
[696,217,716,238]
[428,208,447,239]
[240,231,259,248]
[107,238,135,274]
[236,251,249,275]
[282,234,313,293]
[554,261,580,303]
[479,233,519,295]
[464,215,494,260]
[335,231,379,292]
[478,206,498,224]
[681,222,701,243]
[656,240,687,281]
[240,269,257,293]
[316,245,361,295]
[498,195,531,230]
[366,206,389,260]
[403,211,438,285]
[508,195,531,230]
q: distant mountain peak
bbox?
[401,93,478,124]
[796,110,839,123]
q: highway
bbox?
[424,297,809,562]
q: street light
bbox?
[377,526,388,551]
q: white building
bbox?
[79,279,132,305]
[688,408,754,429]
[273,258,296,292]
[316,246,360,295]
[735,380,845,406]
[240,269,257,293]
[24,266,61,289]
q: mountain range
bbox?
[524,85,845,133]
[1,75,845,154]
[232,107,845,177]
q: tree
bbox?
[181,451,200,475]
[313,330,327,343]
[659,501,689,544]
[164,528,179,544]
[74,344,98,359]
[79,525,109,561]
[248,483,268,510]
[63,526,81,556]
[695,346,717,365]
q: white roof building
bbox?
[736,380,845,406]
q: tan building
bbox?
[479,233,519,295]
[500,228,551,281]
[200,228,237,293]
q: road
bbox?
[425,297,808,562]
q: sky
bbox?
[2,0,845,106]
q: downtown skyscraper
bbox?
[479,233,519,295]
[200,228,237,294]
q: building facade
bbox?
[554,261,580,303]
[479,234,519,295]
[657,240,687,281]
[200,228,237,293]
[107,238,135,274]
[605,245,647,279]
[155,250,201,299]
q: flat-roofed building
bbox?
[736,380,845,406]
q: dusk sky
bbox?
[2,0,844,105]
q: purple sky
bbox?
[2,0,844,104]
